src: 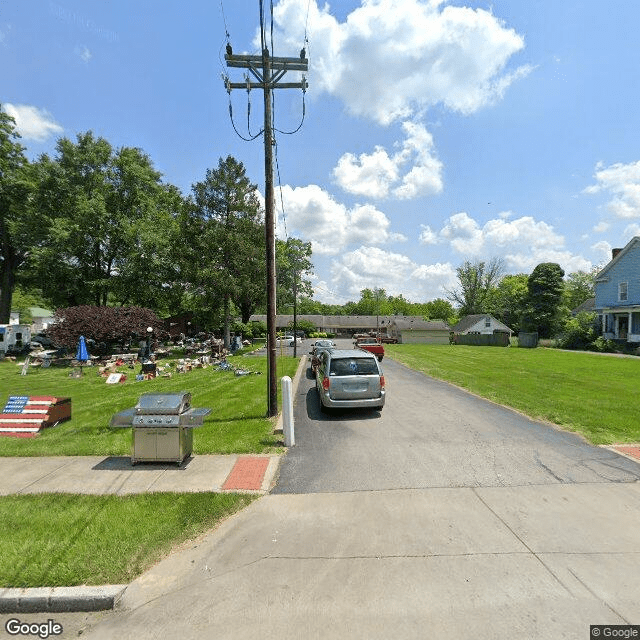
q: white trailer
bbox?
[0,324,31,354]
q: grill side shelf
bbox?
[110,408,136,428]
[178,407,211,428]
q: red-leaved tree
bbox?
[48,306,164,350]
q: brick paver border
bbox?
[222,456,270,491]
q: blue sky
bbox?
[3,0,640,304]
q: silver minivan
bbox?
[315,349,385,412]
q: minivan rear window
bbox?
[329,358,378,376]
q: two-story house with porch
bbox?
[595,237,640,343]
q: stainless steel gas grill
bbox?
[110,392,211,465]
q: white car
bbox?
[275,335,294,344]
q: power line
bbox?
[259,0,266,52]
[274,136,288,239]
[273,90,306,135]
[223,12,308,417]
[219,0,231,42]
[303,0,311,56]
[270,0,275,56]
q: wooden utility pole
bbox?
[224,50,308,417]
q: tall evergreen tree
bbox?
[522,262,565,338]
[186,156,263,346]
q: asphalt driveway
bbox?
[274,351,640,493]
[79,345,640,640]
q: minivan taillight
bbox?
[380,375,385,389]
[322,377,330,391]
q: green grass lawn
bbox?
[386,344,640,445]
[0,492,256,587]
[0,351,297,589]
[0,353,300,456]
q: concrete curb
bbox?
[0,356,309,614]
[0,585,126,613]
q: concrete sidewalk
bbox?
[0,356,306,617]
[0,454,282,496]
[0,453,282,615]
[81,484,640,639]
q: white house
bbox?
[453,314,513,336]
[29,307,55,333]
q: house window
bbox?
[619,282,628,302]
[485,317,491,327]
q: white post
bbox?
[281,375,295,447]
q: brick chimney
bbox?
[612,248,622,259]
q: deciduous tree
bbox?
[424,298,457,324]
[48,305,163,350]
[0,106,42,323]
[446,258,504,316]
[276,237,314,317]
[484,273,529,333]
[563,269,596,311]
[29,132,179,312]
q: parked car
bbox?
[315,348,385,413]
[354,337,385,361]
[289,336,303,346]
[309,339,336,374]
[276,335,294,344]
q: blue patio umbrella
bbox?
[75,335,90,372]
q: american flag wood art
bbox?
[0,396,72,437]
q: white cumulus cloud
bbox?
[333,146,399,199]
[429,211,591,273]
[273,0,532,125]
[333,121,443,199]
[419,224,438,245]
[584,160,640,220]
[4,103,63,141]
[623,223,640,239]
[329,245,457,300]
[591,240,613,265]
[276,184,406,254]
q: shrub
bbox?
[590,337,619,353]
[557,312,598,350]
